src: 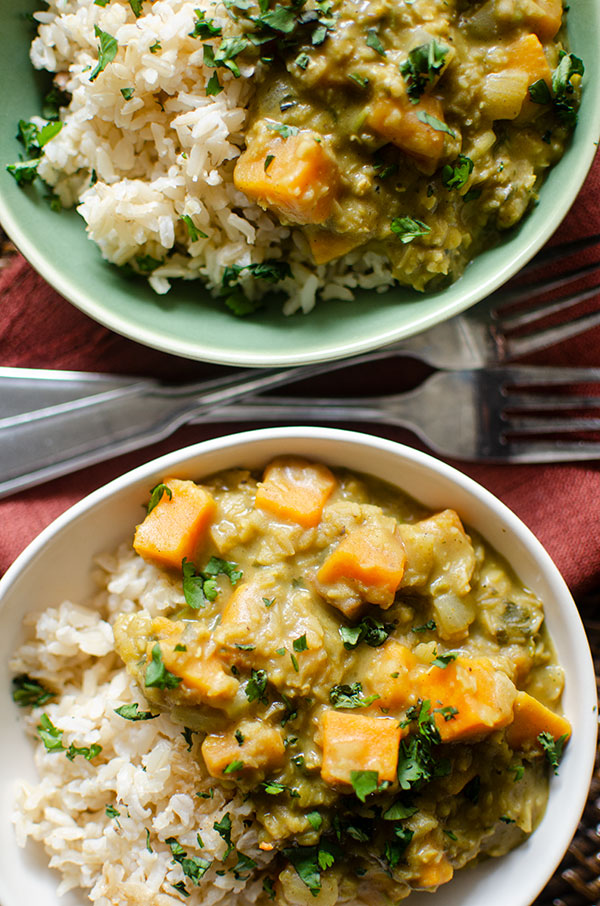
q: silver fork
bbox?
[203,367,600,463]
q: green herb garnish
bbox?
[442,154,474,190]
[114,703,159,721]
[538,731,568,775]
[12,674,55,708]
[146,482,172,513]
[399,39,449,101]
[144,643,182,689]
[329,682,379,709]
[90,26,118,82]
[390,216,431,243]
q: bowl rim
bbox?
[0,426,596,906]
[0,6,599,366]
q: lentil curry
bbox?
[229,0,583,290]
[115,458,571,904]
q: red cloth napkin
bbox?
[1,148,600,597]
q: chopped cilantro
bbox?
[90,26,118,82]
[235,729,245,745]
[12,674,55,708]
[245,668,268,704]
[339,616,394,650]
[538,731,568,775]
[552,52,584,126]
[174,643,187,652]
[366,28,385,56]
[442,154,474,190]
[265,121,300,138]
[391,216,431,243]
[128,0,143,15]
[182,727,196,751]
[223,759,244,774]
[203,35,249,78]
[166,836,211,883]
[400,39,449,101]
[171,880,189,896]
[510,764,525,782]
[6,159,39,186]
[528,78,552,105]
[411,619,436,633]
[146,828,153,851]
[348,72,369,87]
[203,556,243,585]
[213,812,234,859]
[37,713,102,761]
[306,811,322,831]
[293,634,308,652]
[144,643,182,689]
[384,826,414,869]
[434,705,458,721]
[106,804,120,819]
[264,153,275,171]
[382,799,418,820]
[190,9,222,38]
[181,214,208,241]
[350,769,379,802]
[330,682,379,709]
[431,651,457,668]
[120,87,135,100]
[147,482,172,513]
[197,788,214,799]
[397,700,450,790]
[232,851,257,880]
[282,844,336,896]
[149,41,161,53]
[416,110,456,136]
[114,703,159,721]
[290,653,299,672]
[206,71,223,96]
[444,828,457,839]
[42,85,70,121]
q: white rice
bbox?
[10,543,273,906]
[29,0,394,313]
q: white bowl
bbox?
[0,427,596,906]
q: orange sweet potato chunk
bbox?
[133,478,216,570]
[414,853,454,889]
[317,522,407,606]
[523,0,563,41]
[307,230,366,265]
[321,710,405,786]
[505,690,572,750]
[366,94,446,168]
[363,641,418,709]
[255,457,336,528]
[202,723,285,778]
[419,656,516,742]
[234,130,340,225]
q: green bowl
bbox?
[0,1,599,367]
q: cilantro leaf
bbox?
[382,799,418,820]
[538,731,568,775]
[203,35,249,78]
[390,216,431,243]
[90,26,118,82]
[348,72,368,88]
[6,159,39,186]
[282,846,322,896]
[552,52,584,126]
[147,482,172,513]
[144,643,183,689]
[329,682,379,709]
[293,634,308,652]
[350,769,379,802]
[263,877,276,899]
[528,78,552,106]
[203,556,243,585]
[245,668,268,704]
[258,4,297,33]
[442,154,474,190]
[206,72,223,96]
[42,85,70,121]
[306,811,322,831]
[431,651,457,669]
[37,713,66,753]
[416,110,456,137]
[411,619,436,633]
[366,28,385,56]
[106,805,120,818]
[128,0,144,17]
[384,826,414,868]
[232,851,257,880]
[114,702,159,721]
[265,121,299,139]
[223,759,244,774]
[339,616,394,650]
[400,39,449,102]
[182,558,208,609]
[12,674,55,708]
[166,836,212,883]
[190,9,222,38]
[213,812,234,859]
[120,87,135,100]
[181,214,208,241]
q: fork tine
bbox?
[505,308,600,359]
[520,232,600,271]
[494,366,600,384]
[492,262,600,312]
[502,392,600,410]
[499,440,600,463]
[503,416,600,433]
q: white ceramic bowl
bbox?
[0,427,596,906]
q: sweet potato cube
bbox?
[366,94,446,169]
[420,656,516,742]
[363,641,418,709]
[133,478,216,570]
[202,722,285,778]
[483,34,552,121]
[255,457,336,528]
[317,522,406,607]
[307,230,366,265]
[321,711,404,786]
[234,130,340,225]
[159,639,239,705]
[522,0,563,41]
[506,690,572,750]
[415,853,454,889]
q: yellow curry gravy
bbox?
[114,457,571,904]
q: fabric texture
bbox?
[1,148,599,595]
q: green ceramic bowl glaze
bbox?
[0,1,599,367]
